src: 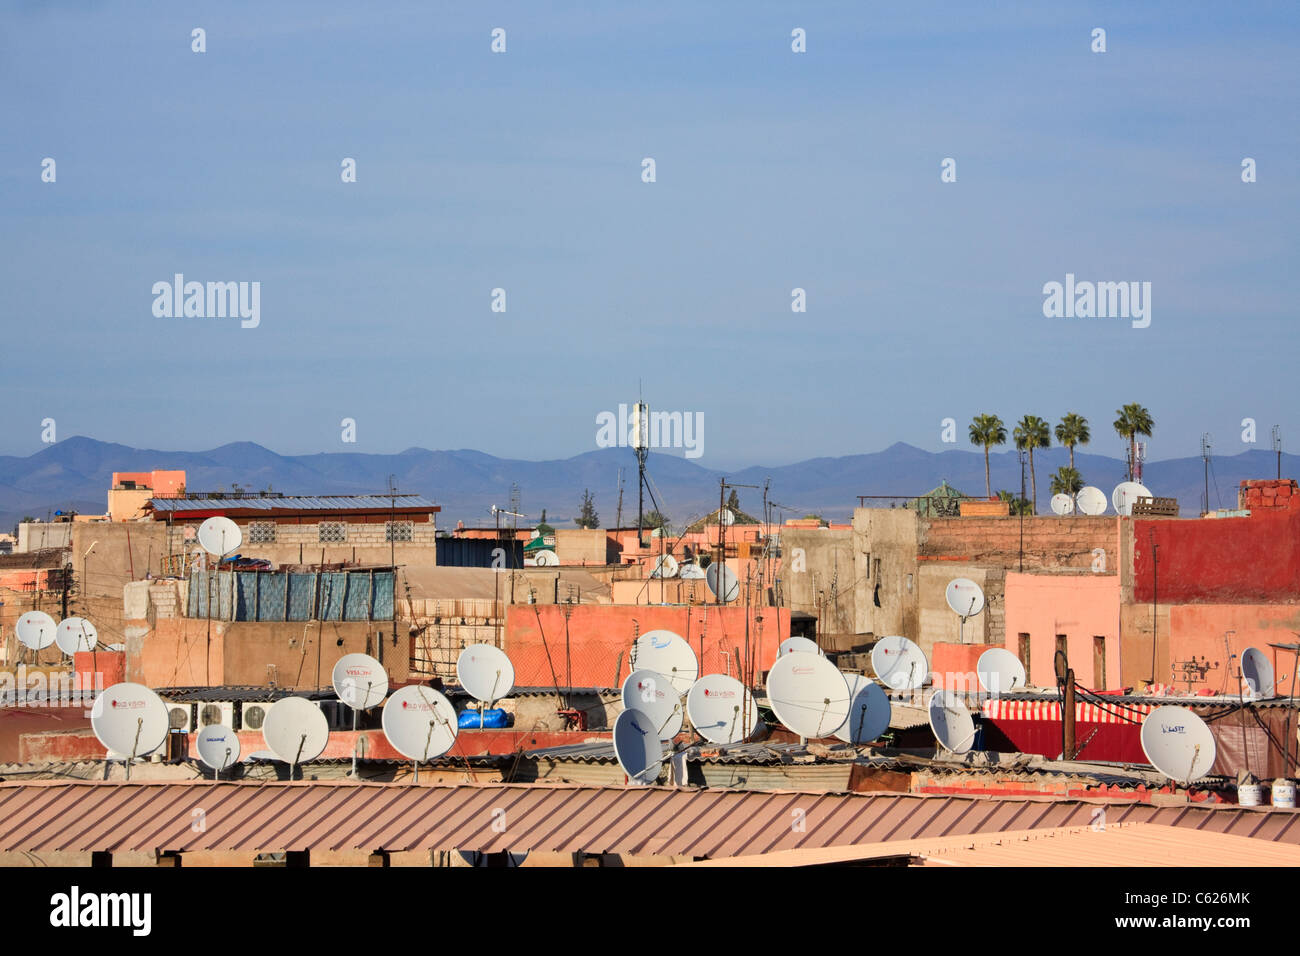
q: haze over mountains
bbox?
[1,437,1292,532]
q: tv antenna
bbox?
[945,578,985,645]
[765,651,850,742]
[929,690,977,755]
[457,643,515,727]
[834,674,891,744]
[622,669,684,740]
[196,724,241,780]
[1140,706,1217,785]
[871,635,927,694]
[685,673,760,744]
[332,653,388,778]
[1201,433,1212,514]
[613,707,663,785]
[632,400,649,548]
[381,685,458,781]
[90,682,170,781]
[1272,426,1282,481]
[262,696,330,781]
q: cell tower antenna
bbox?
[1272,425,1282,481]
[1201,433,1212,515]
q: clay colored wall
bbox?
[1002,572,1121,690]
[505,604,788,688]
[929,643,984,691]
[1132,510,1300,604]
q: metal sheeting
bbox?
[1,781,1297,859]
[150,495,438,513]
[187,570,394,621]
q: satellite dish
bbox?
[765,652,850,739]
[197,516,243,557]
[679,563,706,580]
[633,630,698,695]
[705,563,740,602]
[262,696,330,768]
[55,616,99,655]
[196,724,241,773]
[1050,493,1074,516]
[382,685,459,761]
[1240,647,1275,699]
[686,674,759,744]
[90,682,170,759]
[331,653,388,710]
[718,508,735,527]
[650,554,679,579]
[1076,486,1107,516]
[944,578,985,619]
[621,669,684,740]
[15,611,57,650]
[977,648,1027,695]
[929,690,977,754]
[1140,706,1217,783]
[833,674,891,744]
[533,549,558,567]
[456,644,515,705]
[1112,481,1152,517]
[870,635,928,692]
[779,636,822,657]
[612,708,663,785]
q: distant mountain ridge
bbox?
[1,436,1292,532]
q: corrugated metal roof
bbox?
[0,781,1295,858]
[148,495,438,512]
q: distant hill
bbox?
[1,436,1292,533]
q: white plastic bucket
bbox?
[1239,783,1263,807]
[1271,778,1296,808]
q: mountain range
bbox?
[1,436,1292,533]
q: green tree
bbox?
[997,489,1033,516]
[574,489,599,529]
[640,509,670,532]
[1113,403,1154,481]
[1049,466,1083,497]
[1054,412,1091,472]
[536,508,555,536]
[726,489,741,513]
[968,414,1008,498]
[1014,415,1051,514]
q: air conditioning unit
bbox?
[318,699,352,731]
[239,701,274,733]
[164,701,195,733]
[196,701,234,731]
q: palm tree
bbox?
[1113,403,1154,481]
[1054,413,1091,471]
[968,414,1007,498]
[1050,465,1083,497]
[1014,415,1051,513]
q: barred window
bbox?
[319,521,347,543]
[248,521,277,544]
[385,520,414,542]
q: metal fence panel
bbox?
[286,573,316,621]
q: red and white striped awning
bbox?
[984,699,1155,724]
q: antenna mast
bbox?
[1200,434,1212,515]
[632,401,649,548]
[1272,425,1282,481]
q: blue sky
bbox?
[3,1,1297,469]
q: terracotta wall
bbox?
[505,604,788,688]
[1002,572,1121,690]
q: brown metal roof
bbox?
[0,780,1297,859]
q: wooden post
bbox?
[1063,668,1076,760]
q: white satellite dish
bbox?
[1240,647,1275,699]
[686,674,760,744]
[1112,481,1152,517]
[871,635,928,692]
[679,562,706,580]
[650,554,679,579]
[15,611,57,650]
[1076,486,1107,516]
[196,724,241,775]
[621,669,684,740]
[977,648,1027,695]
[945,578,985,619]
[382,685,459,762]
[633,630,698,695]
[929,690,977,754]
[1050,493,1075,516]
[262,696,330,776]
[197,516,243,557]
[706,563,740,602]
[779,636,822,657]
[533,549,558,567]
[55,616,98,656]
[1140,706,1217,783]
[331,653,388,710]
[456,644,515,705]
[90,683,170,770]
[613,708,663,785]
[718,508,735,527]
[766,652,851,740]
[833,674,891,744]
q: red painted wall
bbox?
[1133,510,1300,604]
[505,605,788,688]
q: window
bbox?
[385,520,414,542]
[1093,636,1106,690]
[1018,633,1031,679]
[319,521,347,543]
[1055,634,1068,671]
[248,521,276,543]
